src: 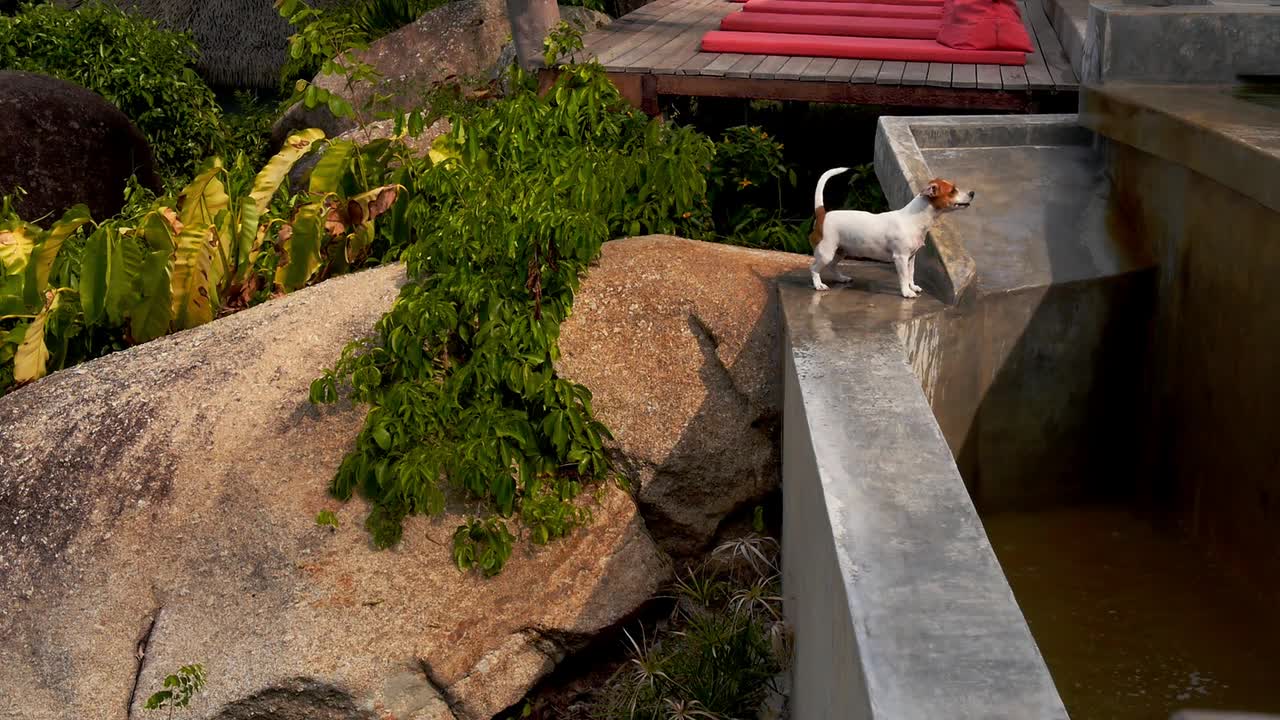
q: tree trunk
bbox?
[506,0,562,71]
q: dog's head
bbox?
[922,178,975,212]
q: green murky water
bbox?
[1234,80,1280,111]
[983,507,1280,720]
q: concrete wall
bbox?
[898,275,1154,513]
[1104,139,1280,606]
[779,282,1068,720]
[1081,3,1280,84]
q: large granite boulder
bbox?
[558,237,808,557]
[0,71,162,222]
[0,264,668,720]
[0,236,804,719]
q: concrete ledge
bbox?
[1080,83,1280,214]
[780,278,1068,720]
[1081,3,1280,84]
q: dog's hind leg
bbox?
[811,242,838,291]
[893,253,918,298]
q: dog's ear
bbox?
[923,181,940,198]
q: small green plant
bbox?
[144,663,207,718]
[453,517,516,578]
[0,2,229,178]
[591,534,787,719]
[315,509,340,529]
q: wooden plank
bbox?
[976,64,1003,89]
[700,52,745,77]
[1000,63,1029,92]
[1015,0,1054,90]
[952,64,978,89]
[584,0,684,58]
[852,59,883,84]
[679,51,720,75]
[876,61,906,85]
[637,0,731,73]
[776,56,814,81]
[1023,0,1079,88]
[606,0,718,69]
[902,62,929,86]
[925,63,953,88]
[749,55,789,80]
[655,73,1036,111]
[798,57,838,82]
[725,54,768,78]
[827,58,861,82]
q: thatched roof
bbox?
[60,0,334,89]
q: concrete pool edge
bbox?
[779,277,1070,720]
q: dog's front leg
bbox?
[893,253,918,298]
[906,251,922,294]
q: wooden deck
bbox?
[570,0,1078,113]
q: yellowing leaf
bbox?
[250,128,324,215]
[0,224,35,277]
[178,159,229,230]
[309,140,357,195]
[169,223,217,330]
[14,294,58,384]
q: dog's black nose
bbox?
[968,190,976,199]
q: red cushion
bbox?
[935,0,1034,52]
[743,0,944,18]
[721,12,940,39]
[699,30,1028,64]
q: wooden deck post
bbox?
[506,0,561,71]
[609,73,661,117]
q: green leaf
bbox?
[309,140,357,195]
[78,226,110,324]
[22,205,92,308]
[129,248,174,344]
[275,203,325,292]
[315,510,339,529]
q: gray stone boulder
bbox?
[0,70,162,222]
[0,264,669,720]
[558,237,808,558]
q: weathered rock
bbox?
[559,236,809,558]
[0,70,162,222]
[272,0,514,145]
[0,264,669,720]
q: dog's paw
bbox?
[833,272,852,283]
[813,281,830,291]
[900,287,919,299]
[910,283,922,293]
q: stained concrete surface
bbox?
[780,270,1069,720]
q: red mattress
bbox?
[700,31,1028,65]
[720,12,940,39]
[741,0,943,18]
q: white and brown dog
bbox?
[808,167,974,298]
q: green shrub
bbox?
[310,27,715,569]
[0,1,229,179]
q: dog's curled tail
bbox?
[814,166,850,210]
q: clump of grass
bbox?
[590,533,790,720]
